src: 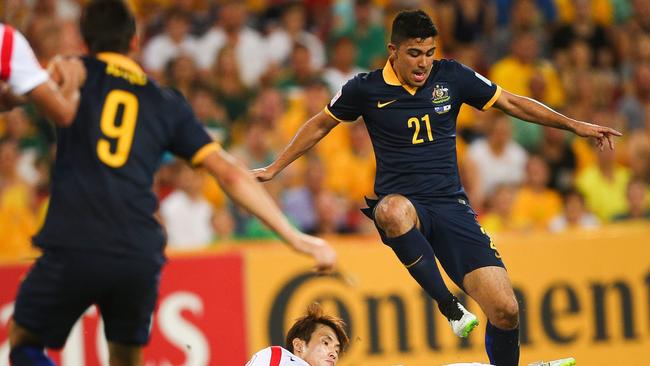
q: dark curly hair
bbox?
[391,9,438,46]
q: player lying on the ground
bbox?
[246,303,349,366]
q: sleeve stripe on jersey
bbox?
[269,346,282,366]
[190,142,221,166]
[481,85,502,111]
[0,25,14,81]
[323,105,355,123]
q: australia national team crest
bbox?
[432,84,451,114]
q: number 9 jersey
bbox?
[324,59,500,199]
[33,53,219,264]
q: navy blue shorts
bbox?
[13,248,161,349]
[362,195,505,290]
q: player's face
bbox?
[297,325,340,366]
[389,37,436,88]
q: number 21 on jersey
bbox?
[407,114,433,144]
[96,90,138,168]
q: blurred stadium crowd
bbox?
[1,0,649,259]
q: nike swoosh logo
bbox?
[377,99,397,108]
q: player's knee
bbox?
[491,297,519,330]
[374,194,417,235]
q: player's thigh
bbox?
[98,258,161,346]
[12,249,94,349]
[429,199,503,289]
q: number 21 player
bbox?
[253,9,618,366]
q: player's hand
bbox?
[292,233,337,273]
[48,56,87,88]
[251,166,277,182]
[572,121,622,151]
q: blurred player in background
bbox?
[0,22,84,125]
[8,1,336,366]
[246,303,349,366]
[254,9,618,366]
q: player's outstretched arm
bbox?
[493,89,622,150]
[252,110,339,181]
[28,57,85,127]
[201,148,336,272]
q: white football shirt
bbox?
[246,346,310,366]
[0,23,49,95]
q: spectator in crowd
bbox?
[274,43,322,99]
[247,87,287,145]
[437,0,496,53]
[490,0,550,63]
[490,30,565,108]
[197,1,268,87]
[190,84,230,146]
[551,0,613,69]
[537,126,577,192]
[310,190,351,235]
[0,139,38,261]
[479,184,517,234]
[549,189,599,232]
[142,7,199,82]
[613,0,650,70]
[210,45,255,125]
[283,157,328,233]
[212,207,235,241]
[164,54,198,98]
[468,112,528,201]
[332,0,387,70]
[160,161,216,249]
[576,139,631,221]
[613,178,650,221]
[618,63,650,131]
[322,36,366,95]
[266,2,326,71]
[510,154,562,231]
[626,119,650,191]
[279,79,332,147]
[142,0,214,38]
[493,0,557,29]
[2,108,44,187]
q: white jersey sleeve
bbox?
[0,24,49,95]
[245,346,310,366]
